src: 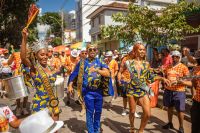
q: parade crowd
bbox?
[0,28,200,133]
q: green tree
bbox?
[101,1,200,47]
[50,37,62,47]
[39,12,62,38]
[0,0,38,48]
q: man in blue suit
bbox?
[68,44,113,133]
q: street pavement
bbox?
[0,89,191,133]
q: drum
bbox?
[54,76,64,99]
[3,75,30,99]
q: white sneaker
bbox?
[16,108,22,116]
[135,112,141,118]
[121,109,127,116]
[22,108,29,115]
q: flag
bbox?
[25,4,39,29]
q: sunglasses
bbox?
[81,52,87,55]
[48,50,53,52]
[88,48,97,52]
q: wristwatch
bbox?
[49,98,59,108]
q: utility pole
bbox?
[61,10,64,45]
[60,0,68,45]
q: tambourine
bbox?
[49,98,59,108]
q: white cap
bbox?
[71,49,78,57]
[171,50,181,58]
[48,45,53,49]
[19,109,64,133]
[105,51,113,57]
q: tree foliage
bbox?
[0,0,38,49]
[39,12,62,38]
[101,1,200,47]
[50,37,62,47]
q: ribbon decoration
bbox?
[25,4,39,29]
[37,64,60,115]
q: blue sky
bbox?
[37,0,76,13]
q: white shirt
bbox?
[0,105,16,132]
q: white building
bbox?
[85,0,180,51]
[87,2,128,51]
[76,0,130,43]
[76,0,179,43]
[64,10,76,30]
[64,30,76,44]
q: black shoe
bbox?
[162,122,174,129]
[66,100,70,105]
[178,127,184,133]
[75,100,81,105]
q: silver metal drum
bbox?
[54,76,64,99]
[3,75,30,99]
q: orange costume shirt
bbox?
[52,57,61,71]
[60,55,66,66]
[192,66,200,102]
[11,52,21,76]
[119,55,131,83]
[108,59,119,78]
[65,56,79,75]
[165,63,189,92]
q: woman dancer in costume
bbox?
[20,28,60,120]
[120,42,170,133]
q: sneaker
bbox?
[162,122,174,129]
[178,127,184,133]
[22,108,29,115]
[134,112,141,118]
[66,100,70,105]
[16,107,22,116]
[121,109,127,116]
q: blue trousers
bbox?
[84,91,103,133]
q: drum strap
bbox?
[36,64,60,115]
[77,60,84,104]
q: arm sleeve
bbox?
[183,65,189,76]
[67,61,80,85]
[3,106,17,123]
[100,60,108,69]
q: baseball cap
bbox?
[105,51,113,57]
[171,50,181,58]
[71,49,78,58]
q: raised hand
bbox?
[22,28,29,39]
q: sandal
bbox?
[129,127,135,133]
